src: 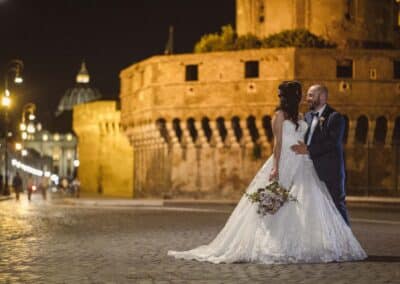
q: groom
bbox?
[291,84,349,226]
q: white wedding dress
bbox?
[168,120,367,264]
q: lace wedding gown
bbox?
[168,120,367,264]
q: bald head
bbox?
[306,84,329,110]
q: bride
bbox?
[168,81,367,264]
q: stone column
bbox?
[368,117,377,146]
[181,120,197,194]
[209,120,224,148]
[347,119,357,145]
[165,120,183,197]
[195,121,209,148]
[239,120,253,149]
[255,118,272,155]
[165,121,181,150]
[385,120,395,147]
[225,121,240,149]
[181,121,195,149]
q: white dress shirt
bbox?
[306,104,327,146]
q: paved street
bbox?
[0,194,400,284]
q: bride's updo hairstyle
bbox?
[276,81,302,129]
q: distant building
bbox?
[23,130,77,178]
[23,62,102,179]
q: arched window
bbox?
[156,118,168,142]
[172,118,182,143]
[262,115,273,141]
[355,115,368,144]
[247,115,259,143]
[187,118,198,143]
[216,117,227,142]
[231,116,242,143]
[374,116,387,144]
[201,117,212,142]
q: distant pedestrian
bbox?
[12,172,23,201]
[27,174,35,201]
[60,177,69,194]
[72,177,81,198]
[39,176,49,200]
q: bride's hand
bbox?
[269,168,279,181]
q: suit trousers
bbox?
[324,179,350,226]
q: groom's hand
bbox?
[291,141,309,155]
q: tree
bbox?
[262,29,335,48]
[194,27,335,53]
[194,25,236,53]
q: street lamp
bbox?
[2,59,24,195]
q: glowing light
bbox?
[2,96,11,107]
[28,113,35,120]
[50,174,59,184]
[14,76,23,84]
[53,134,60,141]
[73,160,80,167]
[27,122,35,134]
[11,158,49,177]
[4,89,10,96]
[66,134,73,141]
[20,123,26,131]
[21,149,28,156]
[42,134,48,141]
[22,132,28,140]
[15,143,22,151]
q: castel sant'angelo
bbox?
[74,0,400,198]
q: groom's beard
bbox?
[308,99,321,111]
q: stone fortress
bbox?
[73,101,133,197]
[76,0,400,198]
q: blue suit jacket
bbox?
[305,105,346,184]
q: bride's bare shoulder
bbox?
[273,110,285,121]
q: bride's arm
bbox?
[270,111,284,181]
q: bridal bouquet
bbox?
[245,181,297,215]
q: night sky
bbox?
[0,0,235,132]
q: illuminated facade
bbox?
[22,130,77,178]
[119,0,400,198]
[73,101,134,197]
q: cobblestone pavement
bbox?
[0,194,399,283]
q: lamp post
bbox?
[1,59,23,195]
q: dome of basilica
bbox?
[57,61,102,115]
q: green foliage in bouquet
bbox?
[246,181,297,215]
